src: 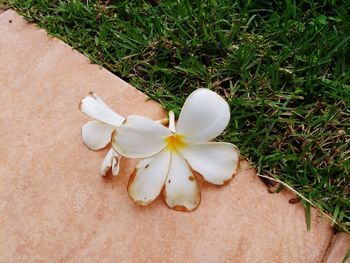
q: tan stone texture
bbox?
[324,233,350,263]
[0,9,348,263]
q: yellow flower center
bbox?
[165,134,187,152]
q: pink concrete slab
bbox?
[325,233,350,263]
[0,10,337,262]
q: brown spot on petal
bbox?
[222,175,235,186]
[78,100,83,111]
[133,195,151,206]
[158,118,169,126]
[134,199,150,206]
[127,168,138,195]
[145,164,149,169]
[111,129,117,142]
[188,175,195,182]
[89,91,99,100]
[173,205,191,212]
[167,186,201,213]
[171,193,201,213]
[78,93,93,111]
[112,158,118,169]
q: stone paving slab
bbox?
[0,9,347,263]
[325,233,350,263]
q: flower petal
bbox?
[176,88,230,142]
[82,120,115,151]
[181,142,240,185]
[79,92,124,126]
[128,149,171,205]
[100,149,121,176]
[112,115,171,158]
[112,154,121,176]
[100,148,114,176]
[164,152,200,211]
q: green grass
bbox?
[6,0,350,231]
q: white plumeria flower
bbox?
[79,92,125,176]
[112,88,240,211]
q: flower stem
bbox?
[168,111,176,133]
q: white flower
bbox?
[112,88,240,211]
[79,92,125,176]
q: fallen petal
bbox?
[100,148,115,176]
[128,150,171,205]
[181,142,240,185]
[79,92,124,127]
[82,120,115,151]
[176,88,230,142]
[164,152,200,212]
[112,154,121,176]
[112,115,171,158]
